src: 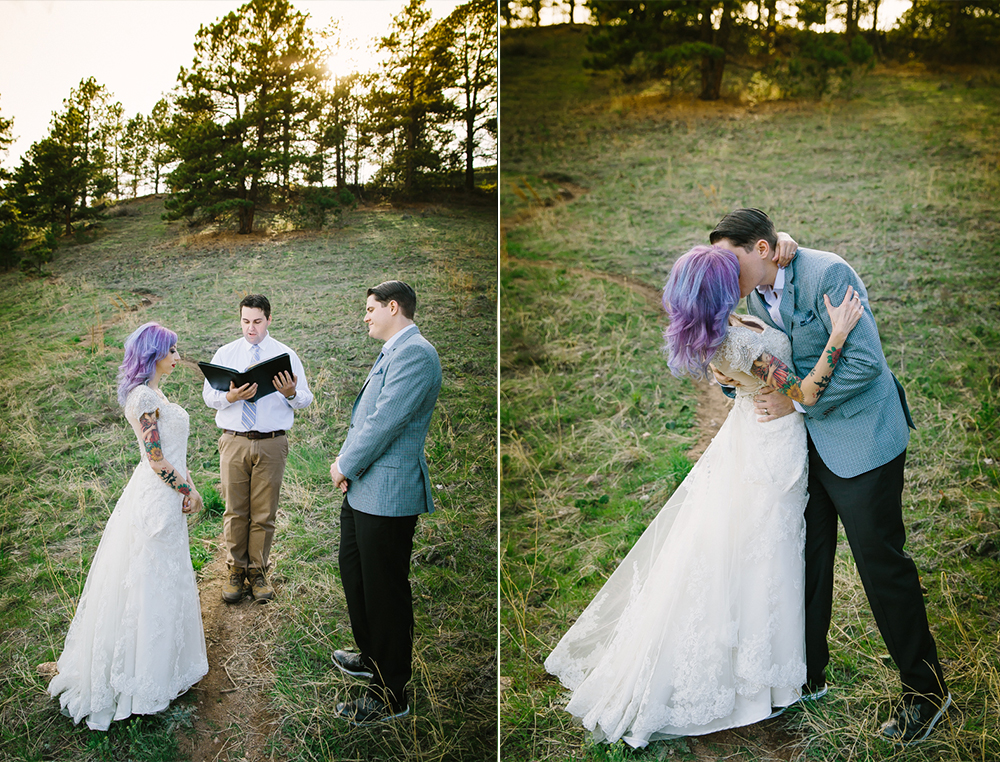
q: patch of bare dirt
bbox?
[79,292,163,349]
[506,255,730,456]
[180,545,280,762]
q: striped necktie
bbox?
[241,343,261,430]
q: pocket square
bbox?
[798,310,818,326]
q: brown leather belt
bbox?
[225,429,286,440]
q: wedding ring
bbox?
[764,408,769,415]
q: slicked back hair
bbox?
[709,208,778,252]
[368,280,416,320]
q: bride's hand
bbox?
[709,363,740,388]
[183,489,203,514]
[773,232,798,267]
[824,285,864,340]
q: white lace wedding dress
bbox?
[545,322,808,747]
[48,385,208,731]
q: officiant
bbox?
[202,294,313,603]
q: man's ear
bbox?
[388,299,400,315]
[755,239,772,260]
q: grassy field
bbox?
[0,195,497,761]
[500,24,1000,762]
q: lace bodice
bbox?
[715,321,793,397]
[124,385,189,469]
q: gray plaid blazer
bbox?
[338,327,442,516]
[747,247,913,479]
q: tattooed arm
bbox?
[749,286,865,406]
[137,411,200,507]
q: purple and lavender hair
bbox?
[116,322,177,406]
[662,245,740,379]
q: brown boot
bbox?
[222,565,246,604]
[248,568,274,602]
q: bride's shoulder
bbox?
[719,319,767,372]
[124,384,159,420]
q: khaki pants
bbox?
[219,432,289,571]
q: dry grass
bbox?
[500,25,1000,762]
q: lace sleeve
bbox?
[124,385,159,425]
[719,326,767,375]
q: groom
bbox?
[329,280,442,725]
[709,209,950,745]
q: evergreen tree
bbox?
[59,77,116,210]
[442,0,498,192]
[369,0,457,195]
[147,98,173,194]
[165,0,324,233]
[0,103,22,268]
[10,79,116,237]
[585,1,729,99]
[121,114,151,198]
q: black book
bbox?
[198,353,293,403]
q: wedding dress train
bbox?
[545,323,808,747]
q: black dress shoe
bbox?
[332,649,373,679]
[880,693,952,745]
[800,681,828,702]
[335,695,409,726]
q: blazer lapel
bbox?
[748,290,778,329]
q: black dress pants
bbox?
[804,439,946,700]
[339,497,418,710]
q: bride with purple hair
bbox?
[44,322,208,730]
[545,245,864,747]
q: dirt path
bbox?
[181,546,280,762]
[505,255,732,459]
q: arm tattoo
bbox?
[157,468,193,496]
[751,354,806,402]
[139,412,164,461]
[825,346,842,367]
[141,411,192,496]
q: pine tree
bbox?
[11,78,116,236]
[369,0,457,195]
[147,99,173,195]
[165,0,324,233]
[0,103,22,268]
[441,0,498,192]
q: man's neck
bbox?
[759,261,780,290]
[383,321,415,342]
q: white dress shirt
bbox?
[756,266,786,330]
[756,268,806,413]
[202,333,313,432]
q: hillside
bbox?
[500,23,1000,762]
[0,196,498,762]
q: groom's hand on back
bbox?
[754,387,795,422]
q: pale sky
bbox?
[0,0,466,170]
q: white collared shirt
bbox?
[756,266,786,330]
[756,268,807,413]
[202,333,313,432]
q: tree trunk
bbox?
[845,0,856,44]
[700,0,732,101]
[568,0,576,24]
[465,107,475,192]
[765,0,776,48]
